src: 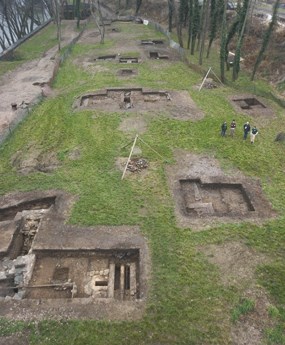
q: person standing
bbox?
[250,126,258,144]
[243,121,250,140]
[221,121,227,137]
[230,119,236,137]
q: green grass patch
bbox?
[257,263,285,304]
[0,23,58,77]
[231,298,255,323]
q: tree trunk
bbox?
[199,0,210,65]
[232,0,250,81]
[76,0,81,28]
[251,0,280,81]
[135,0,143,15]
[220,0,227,83]
[168,0,174,32]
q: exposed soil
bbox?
[74,88,203,121]
[167,150,277,230]
[200,242,268,287]
[199,241,274,345]
[11,143,61,174]
[119,116,148,134]
[229,94,276,126]
[0,334,30,345]
[0,21,82,143]
[116,156,152,180]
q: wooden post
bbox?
[138,136,166,161]
[130,262,137,299]
[120,264,125,300]
[121,134,138,180]
[108,263,115,298]
[199,67,212,91]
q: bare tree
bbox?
[90,0,105,44]
[0,0,50,52]
[168,0,175,32]
[198,0,210,65]
[51,0,61,50]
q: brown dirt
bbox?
[167,150,276,230]
[11,143,61,174]
[229,94,276,126]
[74,88,203,121]
[199,241,274,345]
[119,116,148,134]
[200,242,267,287]
[0,21,82,142]
[0,334,29,345]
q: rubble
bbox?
[127,158,148,172]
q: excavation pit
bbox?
[96,54,117,61]
[118,69,137,76]
[74,88,204,120]
[167,152,276,230]
[180,179,255,218]
[119,57,139,64]
[76,88,171,111]
[149,51,169,60]
[230,94,274,119]
[0,196,55,222]
[141,39,164,45]
[233,98,266,110]
[25,250,140,301]
[0,191,149,320]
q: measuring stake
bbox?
[121,134,139,180]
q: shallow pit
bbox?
[166,152,276,230]
[180,179,255,217]
[141,39,164,45]
[233,98,266,110]
[95,54,117,61]
[149,51,169,59]
[118,69,137,77]
[0,196,55,222]
[24,250,140,301]
[119,57,139,64]
[74,89,203,120]
[77,88,170,111]
[229,94,275,120]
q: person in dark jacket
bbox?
[250,126,258,144]
[243,121,250,140]
[221,121,227,137]
[230,119,236,137]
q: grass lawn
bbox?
[0,20,285,345]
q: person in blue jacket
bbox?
[243,121,251,140]
[221,121,227,137]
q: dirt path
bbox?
[0,20,81,143]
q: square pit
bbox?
[180,179,255,217]
[26,250,140,301]
[230,94,275,119]
[166,151,276,230]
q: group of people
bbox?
[221,120,259,144]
